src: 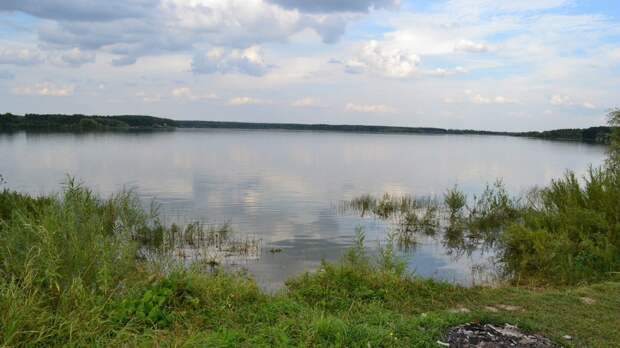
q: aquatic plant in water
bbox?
[344,111,620,285]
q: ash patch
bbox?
[443,323,558,347]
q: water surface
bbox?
[0,129,606,291]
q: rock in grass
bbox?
[445,323,558,347]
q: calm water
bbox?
[0,129,607,291]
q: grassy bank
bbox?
[0,183,619,347]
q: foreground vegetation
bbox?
[0,184,618,347]
[0,112,612,143]
[0,109,618,346]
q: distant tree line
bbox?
[0,113,175,132]
[0,113,612,144]
[519,127,611,143]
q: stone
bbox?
[484,306,499,312]
[496,304,522,311]
[579,297,596,305]
[449,306,471,314]
[445,323,558,347]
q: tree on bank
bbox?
[607,108,620,171]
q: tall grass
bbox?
[0,179,260,345]
[0,180,154,345]
[502,167,620,284]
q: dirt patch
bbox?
[442,323,558,347]
[449,306,471,314]
[496,304,522,311]
[579,297,596,305]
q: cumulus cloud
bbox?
[471,94,517,104]
[454,39,489,53]
[443,91,519,104]
[345,102,395,113]
[48,48,96,67]
[13,83,74,97]
[0,46,95,68]
[171,87,218,101]
[550,94,596,109]
[265,0,399,13]
[0,48,44,66]
[20,0,354,66]
[424,66,469,77]
[291,97,326,108]
[549,94,572,106]
[192,46,272,76]
[228,96,270,105]
[582,101,596,109]
[346,40,420,78]
[0,0,156,22]
[465,90,518,104]
[136,91,161,103]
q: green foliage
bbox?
[606,108,620,171]
[520,126,612,143]
[468,180,521,234]
[0,180,160,345]
[501,168,620,284]
[0,183,619,346]
[497,113,620,284]
[1,112,612,144]
[0,113,174,132]
[112,276,187,328]
[444,186,467,219]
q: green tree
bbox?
[606,108,620,171]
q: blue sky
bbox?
[0,0,619,131]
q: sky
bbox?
[0,0,619,131]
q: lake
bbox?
[0,129,607,291]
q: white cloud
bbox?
[454,39,489,53]
[550,94,572,106]
[136,91,162,103]
[0,47,44,66]
[228,96,270,106]
[346,40,420,78]
[424,66,469,77]
[345,102,396,113]
[550,94,596,109]
[13,0,355,67]
[444,91,519,104]
[192,46,272,76]
[291,97,326,108]
[48,48,96,67]
[470,94,517,104]
[582,101,596,109]
[171,87,218,101]
[13,82,74,97]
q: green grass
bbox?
[0,185,618,347]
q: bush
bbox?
[501,168,620,284]
[0,180,160,345]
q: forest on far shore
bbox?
[0,112,612,144]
